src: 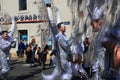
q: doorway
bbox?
[18,30,28,43]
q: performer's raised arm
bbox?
[47,7,54,24]
[55,7,62,24]
[47,6,63,36]
[8,17,16,38]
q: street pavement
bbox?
[7,58,54,80]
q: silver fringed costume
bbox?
[43,5,87,80]
[0,17,16,79]
[42,6,72,80]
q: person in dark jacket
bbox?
[49,49,56,66]
[34,47,41,64]
[29,37,37,64]
[18,40,25,57]
[41,45,49,69]
[25,45,34,67]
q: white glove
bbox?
[11,39,17,48]
[13,38,17,41]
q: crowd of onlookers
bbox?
[17,37,55,69]
[16,36,90,71]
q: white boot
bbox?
[61,73,72,80]
[0,57,10,74]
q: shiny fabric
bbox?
[0,18,16,76]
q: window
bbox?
[18,30,28,41]
[19,0,27,11]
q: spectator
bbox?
[18,40,25,57]
[41,45,49,69]
[25,45,34,67]
[34,47,41,64]
[49,49,56,66]
[23,39,28,49]
[29,37,37,65]
[30,37,37,53]
[71,54,88,80]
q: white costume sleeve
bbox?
[47,7,54,24]
[47,7,58,35]
[55,7,62,24]
[47,7,62,24]
[8,17,16,38]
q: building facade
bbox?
[52,0,72,37]
[0,0,72,50]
